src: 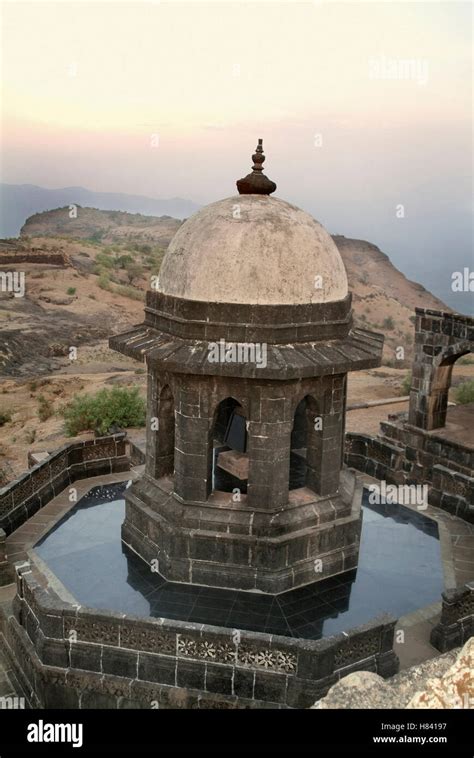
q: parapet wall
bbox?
[431,582,474,652]
[5,563,399,709]
[0,434,130,536]
[345,428,474,523]
[0,251,69,267]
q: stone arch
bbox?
[212,396,246,448]
[292,395,324,494]
[427,345,472,430]
[409,309,474,431]
[435,341,471,368]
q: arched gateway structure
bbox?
[408,308,474,431]
[346,307,474,525]
[110,141,384,593]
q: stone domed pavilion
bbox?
[110,140,384,593]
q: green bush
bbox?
[98,272,111,291]
[401,372,412,395]
[87,231,105,243]
[115,254,134,269]
[458,355,474,365]
[454,380,474,405]
[114,284,145,301]
[95,252,114,269]
[38,395,53,422]
[66,287,76,295]
[61,386,146,436]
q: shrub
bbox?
[454,380,474,405]
[66,287,76,295]
[115,254,134,269]
[0,409,12,426]
[38,395,54,421]
[383,316,395,330]
[96,252,114,269]
[98,272,111,291]
[124,261,144,284]
[401,372,412,395]
[114,284,145,301]
[25,429,36,444]
[88,231,104,243]
[61,386,146,436]
[458,355,474,365]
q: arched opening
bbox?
[289,395,322,492]
[211,397,248,493]
[155,384,175,478]
[447,352,473,401]
[429,348,472,430]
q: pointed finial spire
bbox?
[236,138,277,195]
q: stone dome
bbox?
[157,195,348,305]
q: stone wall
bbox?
[344,429,474,523]
[4,563,398,709]
[0,529,13,587]
[0,252,69,267]
[0,434,130,535]
[431,582,474,653]
[344,433,404,483]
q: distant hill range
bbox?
[0,183,200,238]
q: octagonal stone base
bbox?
[121,468,363,594]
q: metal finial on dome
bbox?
[236,138,277,195]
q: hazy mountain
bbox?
[0,183,200,238]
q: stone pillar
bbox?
[247,421,292,508]
[247,389,292,509]
[145,373,175,479]
[409,363,452,431]
[174,383,213,502]
[306,376,345,496]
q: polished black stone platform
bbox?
[34,482,443,640]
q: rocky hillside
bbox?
[333,235,448,365]
[21,206,182,247]
[18,206,450,366]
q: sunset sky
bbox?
[0,1,472,304]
